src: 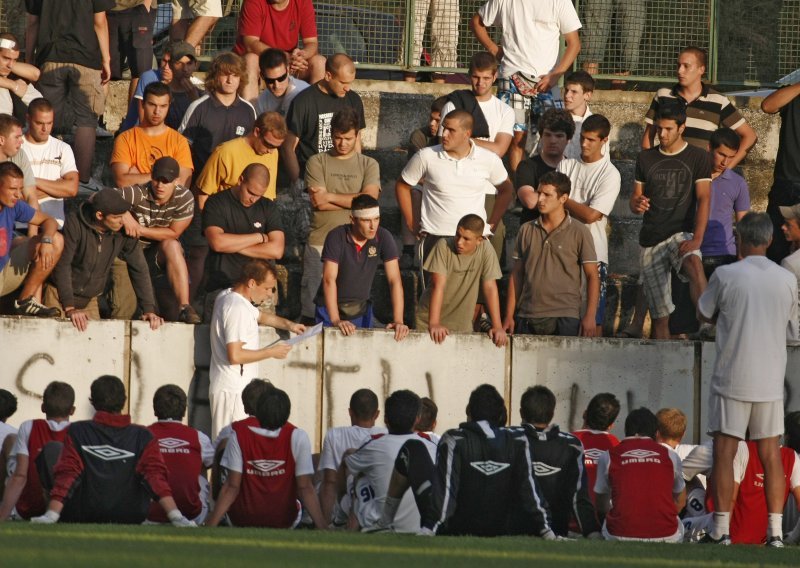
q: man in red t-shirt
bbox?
[147,385,214,524]
[234,0,326,101]
[0,381,74,521]
[594,407,686,542]
[572,392,621,507]
[205,385,326,528]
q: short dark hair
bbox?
[467,384,506,427]
[538,109,575,139]
[584,393,620,430]
[254,111,288,138]
[143,81,172,102]
[655,100,687,127]
[153,384,188,421]
[520,386,556,425]
[0,113,22,137]
[351,193,379,211]
[680,46,707,69]
[326,53,355,75]
[443,109,473,132]
[470,51,498,73]
[90,375,127,413]
[27,97,54,116]
[331,107,360,136]
[256,386,291,430]
[242,379,274,415]
[457,213,485,236]
[235,258,278,287]
[349,388,379,421]
[624,407,658,438]
[538,171,571,197]
[565,70,595,93]
[709,127,741,152]
[42,381,75,417]
[581,114,611,139]
[259,48,289,73]
[0,161,25,185]
[416,397,438,432]
[431,96,448,114]
[0,389,17,422]
[785,411,800,453]
[384,390,421,434]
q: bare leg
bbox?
[160,239,191,306]
[651,316,671,340]
[18,233,64,299]
[711,433,739,516]
[681,255,708,307]
[756,436,785,514]
[178,16,219,52]
[509,130,526,172]
[242,52,261,102]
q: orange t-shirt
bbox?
[111,126,194,173]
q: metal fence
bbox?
[2,0,799,88]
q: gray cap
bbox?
[91,188,131,215]
[780,204,800,221]
[166,40,197,62]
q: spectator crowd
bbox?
[0,0,799,548]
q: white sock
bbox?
[379,496,401,527]
[767,513,783,538]
[711,512,731,539]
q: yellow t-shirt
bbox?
[110,127,194,173]
[195,137,279,200]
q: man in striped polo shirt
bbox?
[642,46,757,166]
[110,156,198,323]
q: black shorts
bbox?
[108,5,156,79]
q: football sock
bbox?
[711,512,730,539]
[767,513,783,538]
[379,496,401,527]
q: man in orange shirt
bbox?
[111,82,193,188]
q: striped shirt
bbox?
[117,182,194,244]
[645,83,746,150]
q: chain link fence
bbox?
[1,0,799,88]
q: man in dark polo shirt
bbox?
[317,194,408,341]
[504,171,599,337]
[203,163,284,316]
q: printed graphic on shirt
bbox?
[470,460,511,475]
[83,445,136,461]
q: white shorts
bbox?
[209,388,248,441]
[707,393,784,440]
[172,0,223,20]
[603,519,684,543]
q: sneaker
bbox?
[13,296,59,318]
[78,177,104,196]
[766,536,785,548]
[178,304,201,324]
[478,313,493,333]
[699,533,731,545]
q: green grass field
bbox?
[0,525,798,568]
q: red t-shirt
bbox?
[17,420,69,519]
[146,421,206,523]
[572,429,619,504]
[601,437,680,539]
[234,0,318,54]
[228,420,299,528]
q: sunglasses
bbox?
[264,72,288,85]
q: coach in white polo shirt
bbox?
[697,212,799,546]
[395,109,514,259]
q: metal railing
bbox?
[2,0,798,88]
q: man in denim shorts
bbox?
[471,0,582,172]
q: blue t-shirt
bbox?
[0,201,35,270]
[701,169,750,257]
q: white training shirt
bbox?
[21,136,78,228]
[477,0,582,79]
[680,439,749,483]
[556,157,621,264]
[781,248,800,328]
[698,256,799,401]
[345,433,437,533]
[0,82,41,116]
[221,424,314,477]
[318,425,388,472]
[209,289,262,393]
[253,75,310,116]
[401,141,508,236]
[564,105,611,161]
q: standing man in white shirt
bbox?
[557,114,620,335]
[562,71,608,160]
[21,98,78,229]
[697,212,799,546]
[470,0,582,172]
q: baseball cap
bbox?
[780,204,800,220]
[151,156,180,182]
[166,41,197,62]
[91,188,131,215]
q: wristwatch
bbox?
[41,237,53,244]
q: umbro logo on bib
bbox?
[620,449,660,459]
[83,445,136,461]
[470,460,510,476]
[533,462,562,476]
[584,448,607,462]
[248,460,286,473]
[159,438,189,449]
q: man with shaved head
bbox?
[283,53,366,181]
[396,109,515,260]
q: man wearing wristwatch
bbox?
[0,161,62,317]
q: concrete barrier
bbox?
[3,317,798,450]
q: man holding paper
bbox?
[209,258,305,440]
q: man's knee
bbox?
[159,238,184,262]
[681,255,704,280]
[394,439,434,488]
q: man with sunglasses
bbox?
[208,258,303,440]
[253,48,309,117]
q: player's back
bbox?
[16,419,70,519]
[573,428,619,504]
[319,425,387,473]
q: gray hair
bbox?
[735,211,772,247]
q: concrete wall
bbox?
[3,317,798,449]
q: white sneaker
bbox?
[78,178,105,196]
